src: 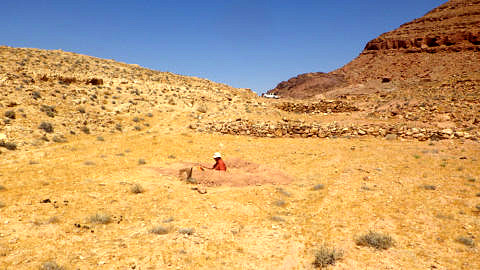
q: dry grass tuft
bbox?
[150,225,170,235]
[178,228,195,235]
[274,200,287,207]
[271,216,286,222]
[313,245,344,268]
[48,216,60,224]
[423,185,436,190]
[313,184,325,190]
[39,122,54,133]
[0,141,17,150]
[130,183,144,194]
[89,213,111,224]
[456,236,475,248]
[0,202,5,208]
[355,231,394,250]
[39,261,64,270]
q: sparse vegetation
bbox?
[271,216,286,222]
[138,159,146,165]
[0,185,5,191]
[196,103,208,113]
[313,184,325,190]
[52,135,67,143]
[179,228,195,235]
[150,225,170,235]
[89,213,111,224]
[423,185,436,190]
[130,183,144,194]
[0,202,5,208]
[40,105,56,117]
[4,110,15,119]
[355,231,394,250]
[84,161,95,166]
[0,141,17,150]
[456,236,475,247]
[39,122,54,133]
[40,261,64,270]
[80,126,90,134]
[274,200,287,207]
[313,245,343,268]
[48,216,60,224]
[32,91,41,100]
[276,187,291,197]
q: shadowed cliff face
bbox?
[268,72,347,99]
[269,0,480,99]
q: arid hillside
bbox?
[268,0,480,98]
[0,46,257,151]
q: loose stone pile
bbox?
[191,119,479,141]
[275,101,359,114]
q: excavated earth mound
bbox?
[152,158,294,187]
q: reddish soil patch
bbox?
[151,158,294,187]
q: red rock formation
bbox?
[269,0,480,99]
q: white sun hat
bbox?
[213,152,222,158]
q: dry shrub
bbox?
[131,183,144,194]
[86,78,103,85]
[456,236,475,247]
[0,141,17,150]
[356,231,394,250]
[150,225,170,235]
[58,76,77,85]
[313,245,343,268]
[39,122,54,133]
[423,185,436,190]
[4,110,15,119]
[179,228,195,235]
[196,103,208,113]
[40,261,64,270]
[40,105,56,117]
[274,200,287,207]
[89,213,111,224]
[271,216,286,222]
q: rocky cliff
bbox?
[269,0,480,98]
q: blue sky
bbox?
[2,0,446,93]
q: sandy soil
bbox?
[0,122,479,269]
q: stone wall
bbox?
[275,101,359,114]
[190,119,479,141]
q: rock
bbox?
[441,128,454,135]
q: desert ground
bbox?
[1,112,479,269]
